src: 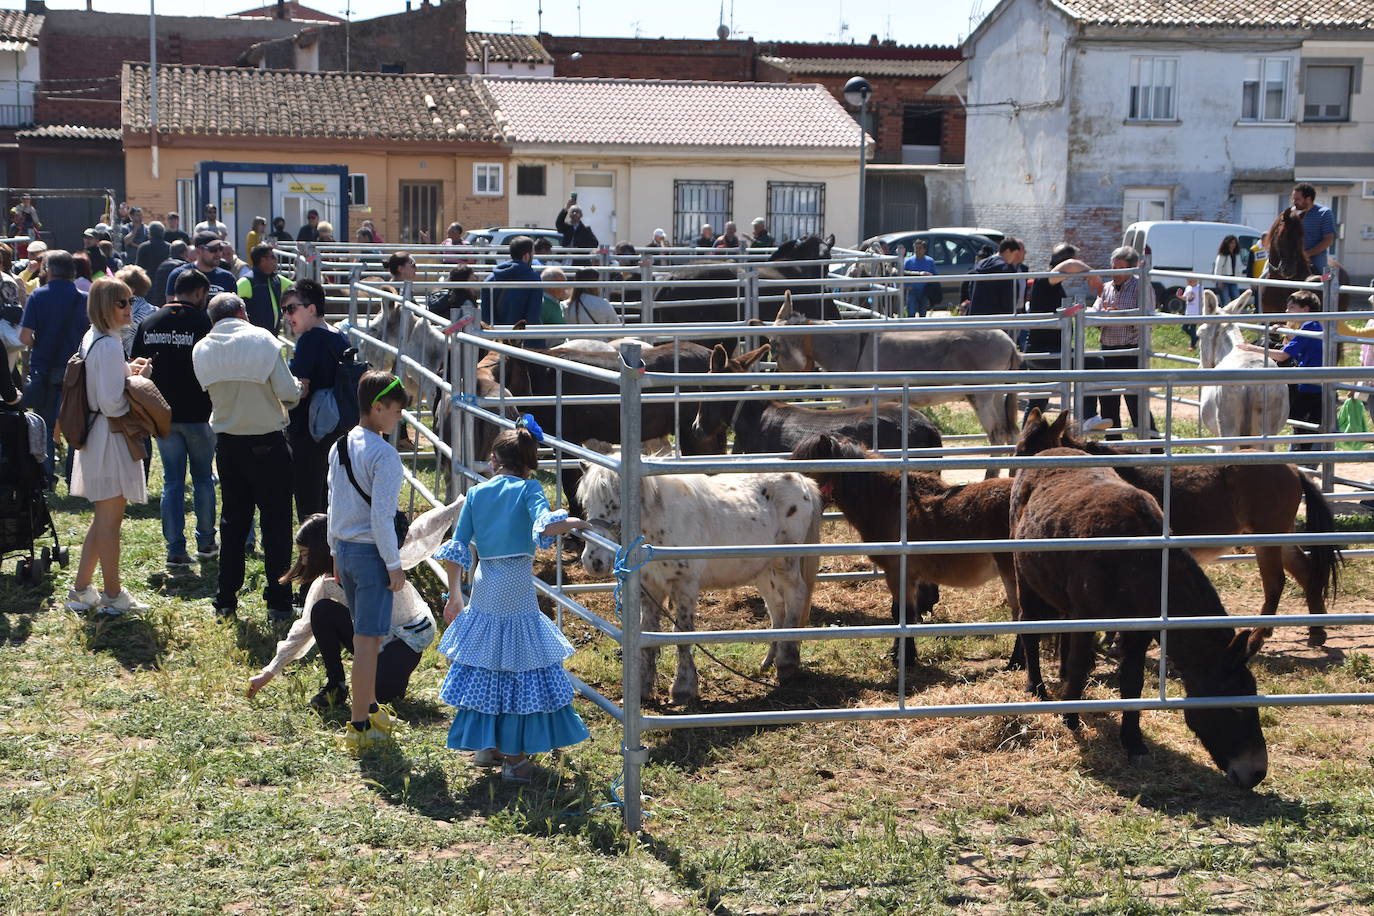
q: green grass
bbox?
[3,370,1374,914]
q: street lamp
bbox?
[843,75,872,244]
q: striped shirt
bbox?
[1096,276,1151,348]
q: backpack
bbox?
[308,346,369,443]
[57,333,110,450]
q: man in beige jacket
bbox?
[193,293,301,622]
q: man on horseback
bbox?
[1290,183,1335,275]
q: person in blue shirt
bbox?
[283,279,347,521]
[902,239,938,317]
[1291,183,1336,276]
[480,236,543,328]
[19,250,89,487]
[434,417,590,784]
[1239,289,1324,451]
[164,232,238,303]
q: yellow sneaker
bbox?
[339,722,387,756]
[368,704,397,736]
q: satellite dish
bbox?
[716,23,729,39]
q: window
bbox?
[1242,57,1290,121]
[1128,56,1177,121]
[767,181,826,243]
[516,164,546,196]
[473,162,503,196]
[348,173,368,207]
[673,180,732,245]
[1122,189,1171,229]
[399,180,442,244]
[380,63,405,74]
[176,178,195,228]
[1304,64,1354,121]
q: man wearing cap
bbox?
[163,212,191,247]
[296,210,320,243]
[194,205,228,240]
[192,293,301,623]
[165,232,238,302]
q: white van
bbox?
[1121,221,1264,311]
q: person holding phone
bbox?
[555,196,598,250]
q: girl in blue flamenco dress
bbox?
[435,417,591,783]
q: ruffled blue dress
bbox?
[434,475,590,755]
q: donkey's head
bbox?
[1199,288,1253,369]
[1014,408,1072,456]
[788,432,870,504]
[768,291,819,372]
[683,343,769,456]
[1182,628,1268,790]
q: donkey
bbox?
[1017,410,1339,646]
[683,343,944,457]
[789,432,1018,668]
[1199,289,1288,442]
[767,293,1021,475]
[577,446,822,703]
[1011,433,1269,788]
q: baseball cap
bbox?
[194,231,224,249]
[83,227,98,239]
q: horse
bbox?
[683,343,945,457]
[1016,410,1339,646]
[1198,288,1288,442]
[767,293,1022,473]
[788,432,1018,668]
[836,240,901,317]
[1010,434,1269,787]
[1261,208,1311,315]
[652,234,839,330]
[577,445,822,703]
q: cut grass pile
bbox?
[3,380,1374,913]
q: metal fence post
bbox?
[1321,271,1340,491]
[617,341,648,832]
[1137,251,1154,442]
[639,255,655,325]
[1073,303,1087,421]
[458,304,480,487]
[348,274,359,328]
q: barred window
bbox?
[673,180,732,245]
[767,181,825,243]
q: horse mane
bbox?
[1267,208,1311,279]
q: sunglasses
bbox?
[114,297,133,307]
[282,303,302,315]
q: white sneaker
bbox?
[1081,415,1112,434]
[97,590,144,616]
[65,585,100,612]
[473,747,502,767]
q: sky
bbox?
[6,0,983,48]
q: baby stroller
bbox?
[0,406,67,584]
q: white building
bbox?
[0,9,42,131]
[465,33,554,78]
[936,0,1372,276]
[480,76,865,247]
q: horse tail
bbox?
[1297,470,1342,606]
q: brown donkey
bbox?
[1011,434,1269,787]
[789,432,1017,667]
[1016,410,1339,646]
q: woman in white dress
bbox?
[65,276,152,615]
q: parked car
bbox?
[837,229,1000,313]
[462,226,563,248]
[1121,220,1264,312]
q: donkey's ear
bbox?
[1229,627,1268,662]
[709,344,729,373]
[775,290,794,323]
[1225,288,1253,314]
[582,438,613,455]
[1049,410,1070,435]
[1202,289,1219,314]
[1022,406,1043,429]
[736,343,769,370]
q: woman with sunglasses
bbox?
[283,278,348,521]
[66,276,153,615]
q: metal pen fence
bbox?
[313,250,1374,831]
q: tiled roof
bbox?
[759,57,958,78]
[122,64,506,143]
[0,10,43,45]
[230,1,344,23]
[16,125,121,142]
[480,77,863,149]
[1056,0,1373,29]
[466,32,554,65]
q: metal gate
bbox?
[399,180,442,245]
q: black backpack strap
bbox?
[333,437,372,504]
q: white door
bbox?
[1241,193,1282,235]
[573,172,614,245]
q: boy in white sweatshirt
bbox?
[327,369,408,752]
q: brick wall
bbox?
[316,2,466,74]
[539,34,757,81]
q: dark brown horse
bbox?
[789,432,1017,667]
[1261,208,1311,315]
[683,343,944,457]
[1016,410,1340,646]
[1011,433,1269,787]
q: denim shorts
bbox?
[335,540,394,637]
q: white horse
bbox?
[1199,289,1288,444]
[577,446,822,704]
[767,292,1021,474]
